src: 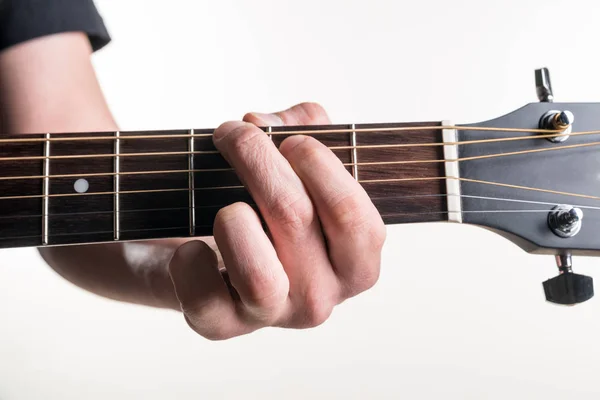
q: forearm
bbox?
[0,32,115,134]
[0,32,179,309]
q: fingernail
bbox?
[248,112,284,127]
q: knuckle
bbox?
[296,102,329,123]
[269,192,315,234]
[329,192,367,231]
[368,220,387,252]
[298,289,334,328]
[346,261,381,297]
[228,125,264,153]
[215,122,264,153]
[244,275,289,317]
[214,202,254,228]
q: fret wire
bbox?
[42,133,50,245]
[350,124,359,181]
[267,126,273,140]
[0,124,568,144]
[114,131,121,241]
[188,129,196,237]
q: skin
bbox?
[0,32,386,340]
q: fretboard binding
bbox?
[42,133,50,245]
[188,129,196,237]
[114,131,121,240]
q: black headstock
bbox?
[459,68,600,305]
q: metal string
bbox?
[3,207,599,243]
[0,127,598,163]
[0,138,598,183]
[0,175,598,204]
[5,192,600,222]
[0,124,569,144]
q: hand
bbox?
[168,103,386,340]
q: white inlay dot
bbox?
[74,178,90,193]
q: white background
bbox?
[2,0,600,398]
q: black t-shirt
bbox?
[0,0,111,52]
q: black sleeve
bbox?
[0,0,111,53]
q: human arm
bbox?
[0,30,386,340]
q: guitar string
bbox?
[0,124,568,144]
[0,175,598,205]
[0,136,598,182]
[0,128,597,164]
[4,192,600,222]
[0,126,595,212]
[4,207,598,243]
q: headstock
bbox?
[459,68,599,305]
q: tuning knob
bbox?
[535,68,554,103]
[543,255,594,305]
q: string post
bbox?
[539,110,574,143]
[548,204,583,238]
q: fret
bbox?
[119,130,189,241]
[355,122,447,224]
[48,132,115,245]
[114,131,121,240]
[350,123,359,181]
[42,133,50,245]
[188,129,196,236]
[192,129,245,236]
[267,126,273,140]
[0,134,44,248]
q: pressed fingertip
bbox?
[278,134,310,155]
[213,121,248,143]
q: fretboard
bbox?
[0,122,448,249]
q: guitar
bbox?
[0,68,596,306]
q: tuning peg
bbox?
[535,68,554,103]
[543,254,594,305]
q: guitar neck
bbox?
[0,121,455,249]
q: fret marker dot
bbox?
[74,179,89,193]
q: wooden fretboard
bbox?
[0,122,448,249]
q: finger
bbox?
[279,135,387,298]
[213,109,339,328]
[213,202,290,324]
[168,240,247,340]
[243,102,331,126]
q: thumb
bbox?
[243,102,331,127]
[168,240,227,312]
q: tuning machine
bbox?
[543,254,594,305]
[535,68,575,142]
